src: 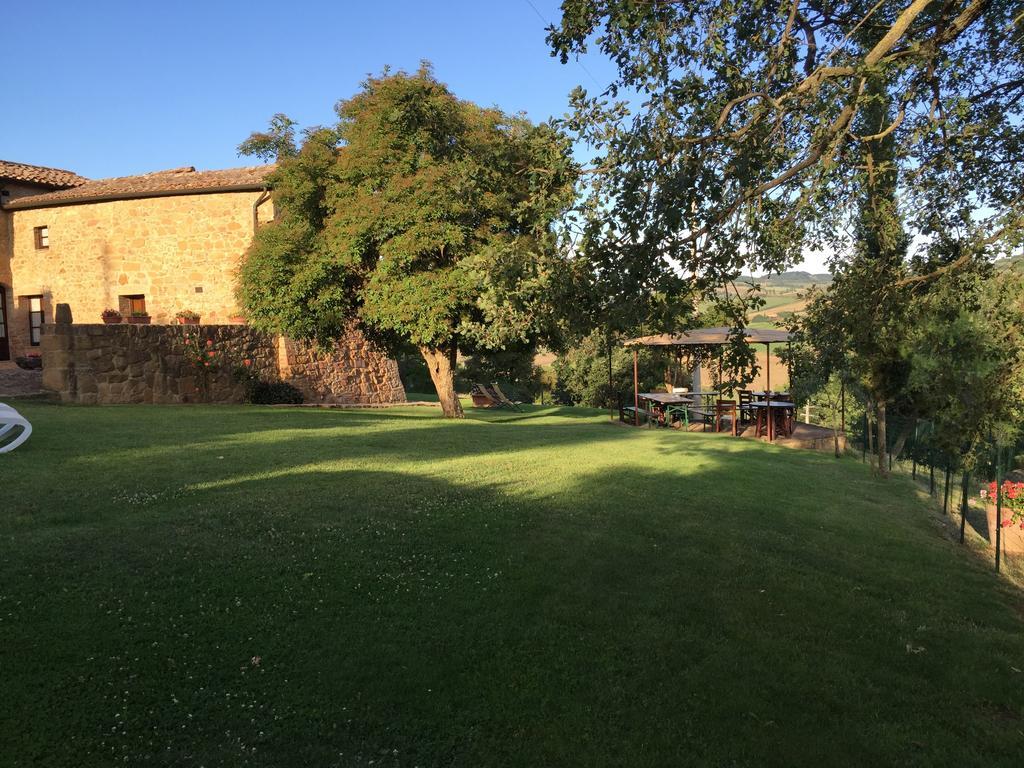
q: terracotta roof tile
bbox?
[5,164,275,209]
[0,160,88,189]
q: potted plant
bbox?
[127,311,151,325]
[175,309,201,325]
[101,308,122,324]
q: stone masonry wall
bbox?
[41,322,406,405]
[6,190,271,360]
[281,328,406,405]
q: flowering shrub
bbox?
[183,333,221,371]
[983,481,1024,529]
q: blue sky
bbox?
[6,1,612,177]
[7,0,829,273]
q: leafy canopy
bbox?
[238,65,579,358]
[548,1,1024,298]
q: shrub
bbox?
[245,379,304,405]
[553,330,675,408]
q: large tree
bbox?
[547,1,1024,312]
[237,66,578,417]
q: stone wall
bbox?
[6,190,272,359]
[281,328,407,404]
[41,322,406,406]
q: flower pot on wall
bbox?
[176,317,200,325]
[102,316,122,324]
[127,315,151,325]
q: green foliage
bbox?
[906,269,1024,463]
[395,348,436,394]
[549,1,1023,270]
[553,330,674,408]
[238,65,578,355]
[457,344,540,403]
[236,113,299,162]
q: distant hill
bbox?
[740,270,832,286]
[994,254,1023,271]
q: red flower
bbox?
[1002,519,1013,527]
[207,350,215,357]
[243,359,252,367]
[206,339,214,347]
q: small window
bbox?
[34,226,49,249]
[119,294,147,317]
[28,296,44,346]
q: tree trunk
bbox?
[420,345,463,418]
[877,401,889,478]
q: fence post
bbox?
[959,470,970,544]
[995,443,1002,573]
[862,413,867,463]
[944,462,952,515]
[929,425,935,496]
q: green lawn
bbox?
[2,403,1022,766]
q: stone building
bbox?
[0,159,405,404]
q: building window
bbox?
[119,294,147,317]
[34,226,49,249]
[28,296,44,346]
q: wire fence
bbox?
[844,413,1024,575]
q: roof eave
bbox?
[3,182,270,211]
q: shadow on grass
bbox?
[3,445,1024,767]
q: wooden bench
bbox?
[620,404,657,427]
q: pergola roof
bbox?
[624,326,793,347]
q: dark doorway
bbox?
[0,286,9,361]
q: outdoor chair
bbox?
[738,390,755,425]
[469,383,500,408]
[714,400,738,436]
[490,382,523,412]
[0,402,33,454]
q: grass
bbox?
[2,402,1023,766]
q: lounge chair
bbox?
[489,382,523,412]
[0,403,32,453]
[470,383,500,408]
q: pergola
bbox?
[623,326,795,418]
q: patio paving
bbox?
[0,366,45,398]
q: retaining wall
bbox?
[40,322,406,405]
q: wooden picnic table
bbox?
[638,392,693,427]
[750,400,795,441]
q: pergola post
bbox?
[633,348,639,427]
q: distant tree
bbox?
[238,66,578,417]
